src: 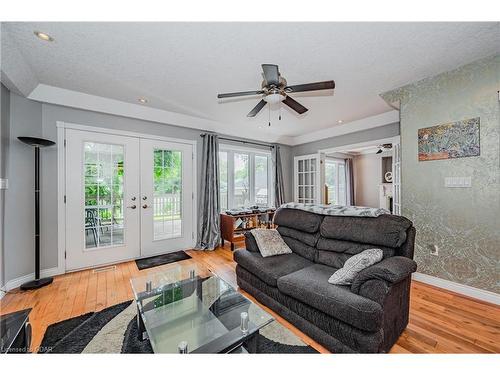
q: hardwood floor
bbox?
[1,244,499,354]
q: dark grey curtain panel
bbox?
[272,145,286,207]
[345,158,355,205]
[195,133,221,250]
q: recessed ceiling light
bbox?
[337,120,343,124]
[138,98,148,104]
[34,31,54,42]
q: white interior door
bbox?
[294,153,324,204]
[392,141,401,215]
[65,129,140,270]
[140,139,194,257]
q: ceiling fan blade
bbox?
[247,100,267,117]
[283,96,308,114]
[217,90,264,99]
[261,64,280,86]
[285,80,335,93]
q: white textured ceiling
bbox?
[2,22,499,140]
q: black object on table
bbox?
[0,308,32,353]
[18,137,56,290]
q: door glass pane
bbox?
[153,149,182,240]
[219,151,228,211]
[255,155,268,206]
[234,153,249,207]
[84,142,124,249]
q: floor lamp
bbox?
[18,136,56,290]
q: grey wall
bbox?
[0,83,10,288]
[4,94,294,282]
[292,122,400,157]
[4,94,42,282]
[382,55,500,293]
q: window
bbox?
[325,159,346,205]
[218,146,272,210]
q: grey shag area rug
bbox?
[39,301,318,354]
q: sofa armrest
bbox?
[351,256,417,295]
[244,231,260,252]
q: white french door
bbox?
[65,129,141,270]
[65,128,194,271]
[140,139,193,257]
[294,153,325,204]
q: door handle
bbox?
[127,205,137,209]
[142,204,148,209]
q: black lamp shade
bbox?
[18,137,55,147]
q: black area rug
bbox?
[39,301,318,354]
[135,251,191,270]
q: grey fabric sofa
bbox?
[233,207,417,353]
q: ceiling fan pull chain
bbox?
[268,104,271,127]
[279,106,282,121]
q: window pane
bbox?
[218,151,228,211]
[153,149,182,240]
[255,155,269,206]
[84,142,124,249]
[234,153,249,207]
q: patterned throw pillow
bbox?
[328,248,383,285]
[250,229,292,258]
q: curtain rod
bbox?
[200,134,275,149]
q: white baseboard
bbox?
[412,272,500,306]
[4,267,63,292]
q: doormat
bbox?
[135,251,192,270]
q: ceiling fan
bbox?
[217,64,335,117]
[376,144,393,154]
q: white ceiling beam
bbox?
[290,111,400,146]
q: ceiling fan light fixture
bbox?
[34,31,54,42]
[264,93,285,104]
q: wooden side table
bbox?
[220,210,275,251]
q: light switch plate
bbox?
[0,178,8,189]
[444,176,472,188]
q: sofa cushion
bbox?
[274,207,323,233]
[316,238,395,268]
[320,214,412,248]
[277,226,320,247]
[282,236,317,261]
[233,249,313,287]
[244,231,260,252]
[277,264,383,332]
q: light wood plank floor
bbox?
[1,244,499,354]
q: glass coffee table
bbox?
[130,263,274,353]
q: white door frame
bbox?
[56,121,197,274]
[318,135,401,210]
